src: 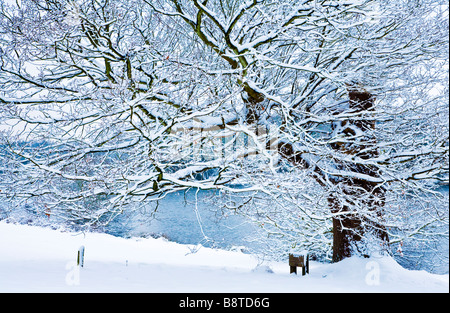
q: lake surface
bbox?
[107,186,449,274]
[106,190,263,251]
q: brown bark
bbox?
[329,85,389,262]
[329,180,388,262]
[243,90,265,124]
[242,83,389,262]
[330,196,363,262]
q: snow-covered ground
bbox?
[0,221,448,293]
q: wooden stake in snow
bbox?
[77,246,85,267]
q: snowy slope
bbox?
[0,221,448,293]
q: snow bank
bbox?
[0,222,447,293]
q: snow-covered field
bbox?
[0,221,448,293]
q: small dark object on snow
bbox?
[289,252,309,275]
[77,245,85,267]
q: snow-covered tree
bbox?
[0,0,448,263]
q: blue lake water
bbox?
[106,186,449,274]
[106,190,263,251]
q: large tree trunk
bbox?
[329,85,389,262]
[243,83,389,262]
[329,195,363,262]
[329,179,388,262]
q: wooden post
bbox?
[306,253,309,274]
[77,245,85,267]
